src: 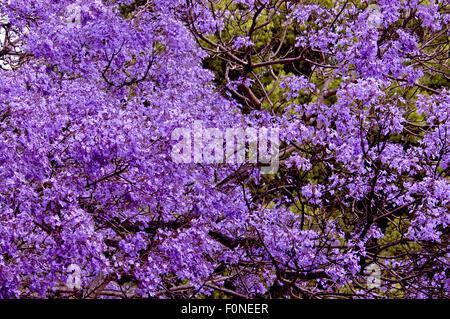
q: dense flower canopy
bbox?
[0,0,448,298]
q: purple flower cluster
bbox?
[0,0,448,299]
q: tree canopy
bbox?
[0,0,448,298]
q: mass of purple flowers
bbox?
[0,0,448,299]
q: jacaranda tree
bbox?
[0,0,448,298]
